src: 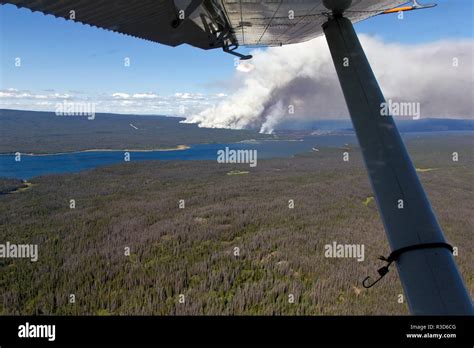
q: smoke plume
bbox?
[183,35,473,133]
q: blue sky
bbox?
[0,0,472,117]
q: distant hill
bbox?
[1,109,471,154]
[395,118,474,132]
[276,118,474,132]
[0,109,271,154]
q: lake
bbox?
[0,135,358,179]
[3,131,470,180]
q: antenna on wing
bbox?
[412,0,437,9]
[381,0,437,15]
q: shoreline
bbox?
[0,145,191,156]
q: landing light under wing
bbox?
[1,0,407,50]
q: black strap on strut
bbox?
[362,242,454,288]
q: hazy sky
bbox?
[0,0,472,127]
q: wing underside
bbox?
[1,0,407,49]
[224,0,407,46]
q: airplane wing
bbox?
[224,0,407,46]
[1,0,407,49]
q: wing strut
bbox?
[322,13,473,315]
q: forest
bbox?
[0,135,472,315]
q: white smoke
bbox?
[183,35,473,133]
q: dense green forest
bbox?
[0,135,472,315]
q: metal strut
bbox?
[322,15,473,315]
[223,43,252,60]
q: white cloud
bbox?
[111,92,131,99]
[173,92,205,100]
[0,89,228,116]
[52,93,71,99]
[0,90,31,98]
[0,89,71,100]
[132,93,158,99]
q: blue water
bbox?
[0,135,357,180]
